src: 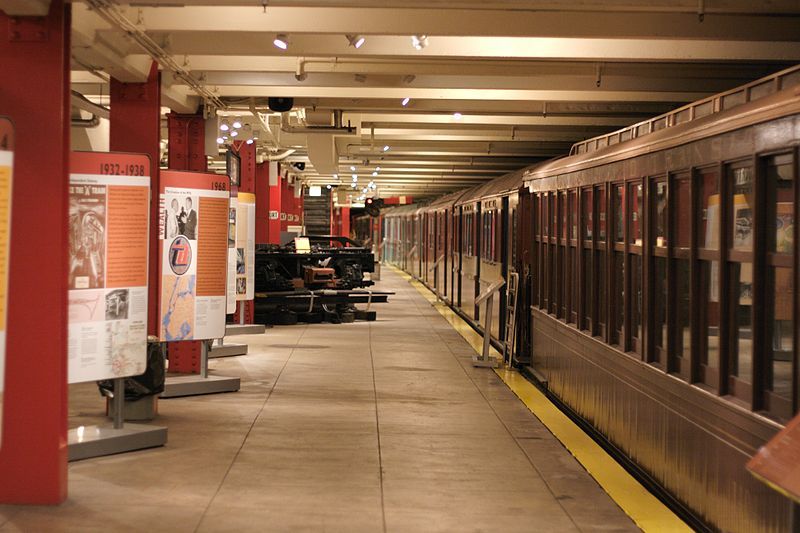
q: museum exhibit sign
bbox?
[159,170,229,342]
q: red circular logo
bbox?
[168,236,192,275]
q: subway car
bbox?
[382,65,800,532]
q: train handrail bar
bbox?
[475,278,505,306]
[428,254,445,273]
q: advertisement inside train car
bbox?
[159,170,229,341]
[0,118,13,445]
[67,151,150,384]
[235,192,255,300]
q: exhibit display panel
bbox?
[226,196,237,314]
[0,118,14,446]
[159,170,229,341]
[236,192,256,301]
[68,152,150,384]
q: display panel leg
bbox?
[473,293,500,368]
[67,378,167,462]
[162,342,240,398]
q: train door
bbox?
[437,210,446,298]
[517,189,533,365]
[452,206,461,306]
[460,203,478,320]
[478,197,503,340]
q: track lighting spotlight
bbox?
[346,34,365,49]
[273,34,289,50]
[411,35,428,50]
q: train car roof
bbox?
[524,68,800,189]
[455,168,527,206]
[425,187,474,210]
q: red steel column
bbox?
[163,113,207,372]
[268,164,282,244]
[255,161,270,244]
[110,61,161,337]
[340,207,351,238]
[0,1,70,504]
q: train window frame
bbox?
[725,158,756,404]
[628,180,645,358]
[668,172,693,381]
[595,184,607,339]
[611,182,626,349]
[580,187,594,332]
[568,189,578,324]
[651,177,669,370]
[558,191,567,320]
[758,149,797,421]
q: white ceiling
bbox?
[7,0,800,198]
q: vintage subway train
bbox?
[358,65,800,532]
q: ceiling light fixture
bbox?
[352,174,358,180]
[216,137,224,144]
[453,112,463,120]
[230,130,239,137]
[411,35,428,50]
[350,166,356,171]
[383,145,390,152]
[372,171,378,177]
[326,184,332,189]
[219,120,230,132]
[346,34,366,49]
[401,97,410,106]
[232,118,242,129]
[273,34,289,50]
[246,138,254,145]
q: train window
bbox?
[596,185,606,336]
[764,154,795,419]
[653,256,667,362]
[631,254,643,353]
[583,189,593,240]
[674,108,691,125]
[569,191,577,241]
[749,80,775,101]
[611,250,624,346]
[727,163,754,394]
[699,168,720,250]
[767,266,794,417]
[597,185,607,242]
[652,117,667,131]
[767,154,794,254]
[730,166,754,252]
[629,183,643,246]
[676,179,692,247]
[542,194,549,238]
[673,259,692,374]
[582,248,592,332]
[613,185,624,243]
[699,260,721,390]
[654,181,668,247]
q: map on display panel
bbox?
[159,170,229,342]
[67,152,150,384]
[0,118,13,448]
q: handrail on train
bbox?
[569,64,800,158]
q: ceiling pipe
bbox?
[71,90,110,120]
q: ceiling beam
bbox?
[130,6,800,41]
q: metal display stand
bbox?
[473,279,505,368]
[161,342,240,398]
[67,378,167,461]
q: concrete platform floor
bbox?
[0,269,637,533]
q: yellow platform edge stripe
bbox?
[389,265,691,533]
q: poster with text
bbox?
[0,118,14,446]
[236,192,256,300]
[68,152,150,384]
[227,196,237,313]
[160,170,229,341]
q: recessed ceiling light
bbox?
[453,112,463,120]
[401,97,410,106]
[372,171,378,177]
[350,166,356,171]
[273,34,289,50]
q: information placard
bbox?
[235,192,256,301]
[0,118,14,446]
[68,152,150,384]
[747,414,800,504]
[159,170,229,341]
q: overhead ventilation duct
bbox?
[306,134,339,175]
